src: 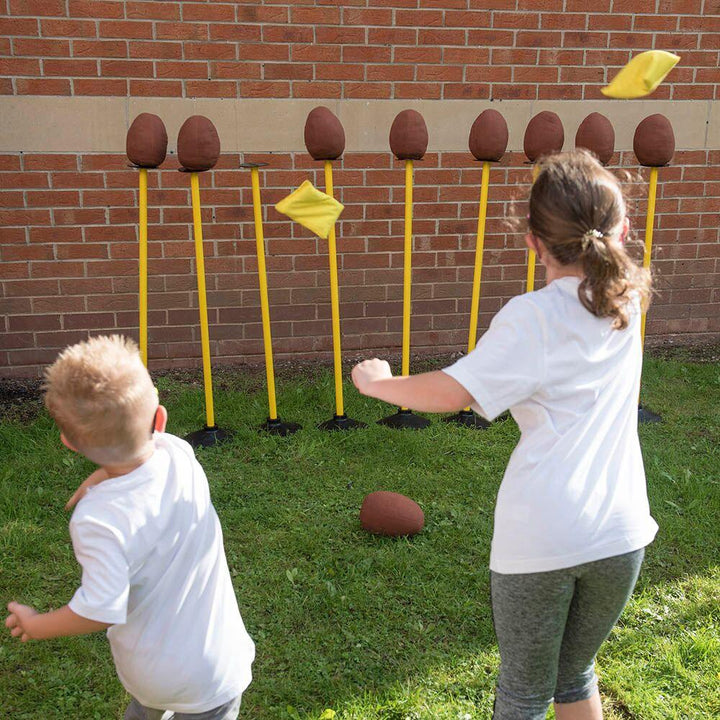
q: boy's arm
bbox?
[352,359,473,413]
[6,601,111,642]
[66,467,110,510]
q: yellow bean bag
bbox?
[275,180,344,239]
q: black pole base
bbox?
[638,404,662,424]
[378,409,431,430]
[185,425,233,448]
[443,409,491,430]
[318,414,367,431]
[261,417,302,436]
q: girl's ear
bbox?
[60,433,77,452]
[154,405,168,433]
[620,217,630,244]
[525,233,543,258]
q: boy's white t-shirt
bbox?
[68,432,255,713]
[443,276,658,575]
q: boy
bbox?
[5,335,255,720]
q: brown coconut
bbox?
[304,106,345,161]
[126,113,168,168]
[177,115,220,172]
[389,109,428,160]
[469,109,508,162]
[575,112,615,166]
[524,111,564,162]
[633,114,674,167]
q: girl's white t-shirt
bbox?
[443,276,658,575]
[68,432,255,713]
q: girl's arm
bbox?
[5,602,111,642]
[351,359,474,413]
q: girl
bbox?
[351,150,658,720]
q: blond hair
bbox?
[44,335,157,465]
[529,150,651,329]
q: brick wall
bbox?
[1,0,719,376]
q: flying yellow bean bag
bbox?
[601,50,680,99]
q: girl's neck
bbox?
[544,256,584,284]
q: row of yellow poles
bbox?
[135,158,661,435]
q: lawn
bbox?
[0,351,718,720]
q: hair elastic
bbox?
[581,228,604,251]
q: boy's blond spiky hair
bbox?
[44,335,157,465]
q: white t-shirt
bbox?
[68,432,255,713]
[443,276,658,574]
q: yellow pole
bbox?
[324,160,344,417]
[399,159,415,413]
[640,166,659,347]
[190,172,215,429]
[461,160,491,413]
[138,168,148,366]
[402,159,414,378]
[467,161,490,353]
[250,166,278,421]
[526,164,540,293]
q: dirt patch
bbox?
[1,344,718,424]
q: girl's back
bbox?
[447,275,657,574]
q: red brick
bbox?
[292,6,341,24]
[236,5,289,23]
[44,59,98,76]
[444,10,492,27]
[1,243,53,261]
[291,45,342,63]
[367,64,414,82]
[238,80,288,98]
[100,59,160,79]
[185,79,238,97]
[368,27,418,45]
[262,24,315,44]
[26,190,80,207]
[343,45,392,63]
[126,2,180,20]
[53,208,106,224]
[185,42,236,60]
[418,28,467,45]
[51,172,104,189]
[74,78,127,94]
[0,58,41,75]
[31,260,85,278]
[158,61,210,79]
[13,37,69,56]
[344,82,392,99]
[73,39,127,58]
[316,64,364,81]
[99,21,154,40]
[542,13,588,30]
[41,19,97,37]
[467,29,515,46]
[128,41,181,59]
[264,63,314,81]
[9,0,66,16]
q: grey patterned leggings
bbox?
[490,548,645,720]
[124,695,241,720]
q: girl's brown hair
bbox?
[529,149,651,329]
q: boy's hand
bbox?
[352,358,393,396]
[66,467,109,510]
[6,602,38,642]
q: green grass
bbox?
[0,353,718,719]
